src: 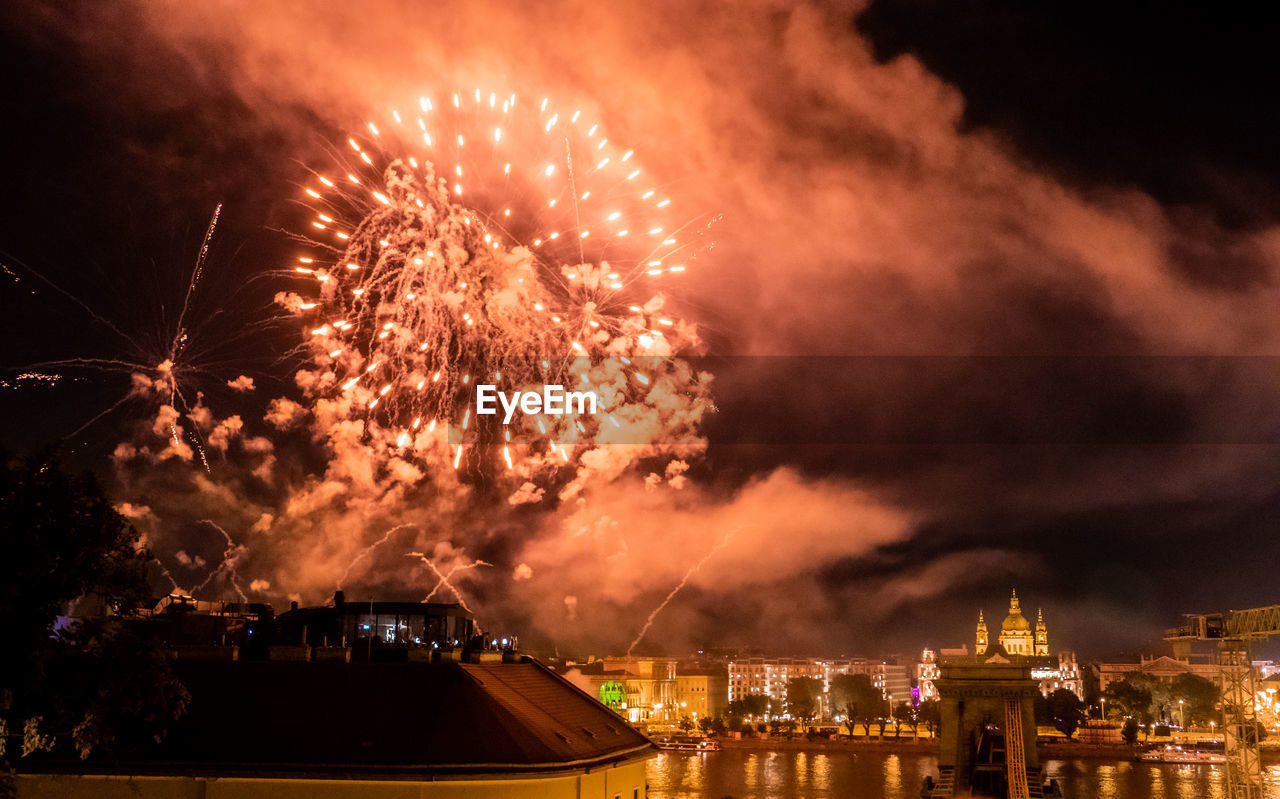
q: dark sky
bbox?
[2,1,1279,661]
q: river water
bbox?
[646,749,1280,798]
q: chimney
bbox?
[334,590,346,608]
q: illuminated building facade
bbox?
[601,656,678,724]
[917,649,941,702]
[1095,654,1224,691]
[675,667,728,720]
[727,657,909,716]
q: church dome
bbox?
[1002,611,1031,632]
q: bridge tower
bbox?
[930,652,1045,798]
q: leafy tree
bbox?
[1121,718,1140,746]
[726,694,770,734]
[1169,673,1219,727]
[1045,689,1086,739]
[0,449,189,783]
[768,696,785,719]
[775,717,796,738]
[1081,666,1102,708]
[892,702,917,738]
[1124,672,1172,722]
[678,715,695,732]
[918,699,941,738]
[1104,675,1154,725]
[697,716,712,734]
[786,676,823,722]
[1,450,152,651]
[830,673,887,736]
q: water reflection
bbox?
[1043,758,1230,799]
[882,753,901,795]
[646,750,1280,799]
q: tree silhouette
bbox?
[0,448,188,784]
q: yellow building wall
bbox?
[18,759,649,799]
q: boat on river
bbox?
[653,735,721,752]
[1139,744,1226,764]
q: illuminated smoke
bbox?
[98,88,719,625]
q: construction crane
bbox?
[1165,605,1280,799]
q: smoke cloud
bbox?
[7,0,1278,656]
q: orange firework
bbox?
[281,88,714,481]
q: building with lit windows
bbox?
[1095,653,1223,691]
[600,656,678,725]
[726,657,911,716]
[917,649,941,702]
[675,667,728,721]
[276,591,477,649]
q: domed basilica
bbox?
[976,589,1048,657]
[968,589,1083,699]
[916,589,1084,701]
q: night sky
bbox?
[3,1,1279,661]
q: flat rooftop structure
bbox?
[276,593,477,649]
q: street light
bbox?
[1178,699,1185,730]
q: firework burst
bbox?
[283,89,715,484]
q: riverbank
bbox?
[720,737,1131,758]
[718,736,939,753]
[1039,742,1139,759]
[1041,740,1280,762]
[709,736,1280,763]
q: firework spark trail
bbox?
[153,557,182,593]
[423,558,493,602]
[0,253,138,347]
[65,391,139,441]
[626,530,736,656]
[172,204,222,361]
[336,523,418,589]
[192,520,248,602]
[406,551,482,618]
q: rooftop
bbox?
[23,657,653,780]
